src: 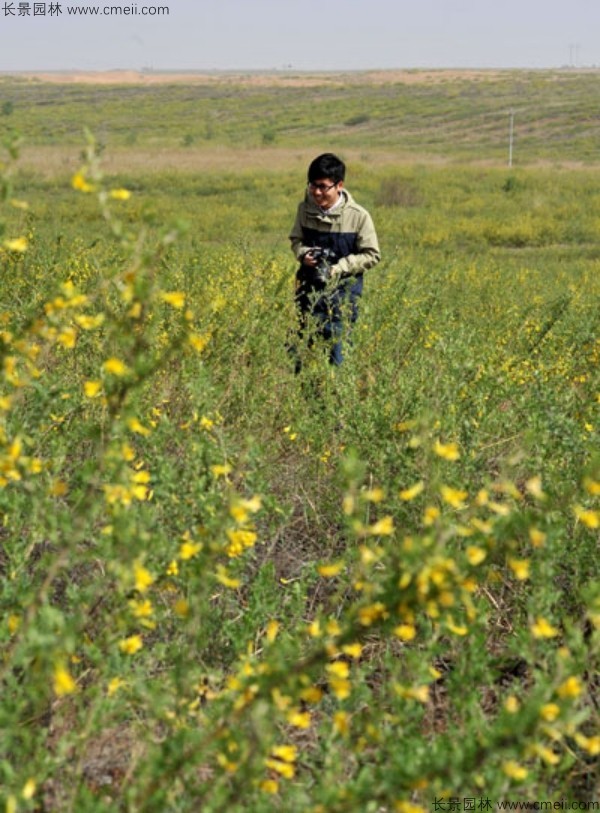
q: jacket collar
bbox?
[305,188,351,218]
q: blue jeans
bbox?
[294,268,363,367]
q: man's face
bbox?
[308,177,343,209]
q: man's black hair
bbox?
[307,153,346,184]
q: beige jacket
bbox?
[289,189,380,278]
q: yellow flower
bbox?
[49,479,68,497]
[531,744,559,765]
[466,546,486,566]
[160,291,186,309]
[174,598,189,618]
[434,440,460,461]
[8,614,20,634]
[75,313,105,330]
[134,560,154,593]
[341,642,363,659]
[333,710,350,735]
[502,761,528,780]
[103,357,129,377]
[504,695,520,713]
[540,703,560,722]
[266,620,279,643]
[265,759,294,779]
[109,188,132,200]
[57,327,77,349]
[179,540,202,560]
[119,634,143,655]
[358,602,388,626]
[529,527,546,547]
[83,380,102,398]
[53,665,77,696]
[3,237,28,252]
[508,557,530,581]
[229,495,262,523]
[574,734,600,755]
[189,332,210,352]
[287,709,311,728]
[329,677,352,700]
[225,528,257,557]
[440,485,468,509]
[127,417,151,436]
[270,744,297,763]
[423,505,440,526]
[530,617,559,638]
[574,506,599,529]
[72,171,94,192]
[317,561,344,578]
[525,475,545,500]
[22,779,37,800]
[557,676,582,699]
[364,487,385,502]
[326,661,350,679]
[299,686,323,703]
[342,494,355,515]
[107,677,127,696]
[215,565,240,589]
[210,463,232,478]
[395,804,427,813]
[260,779,279,794]
[129,599,153,618]
[368,515,395,535]
[399,481,424,501]
[394,624,417,642]
[121,443,135,461]
[584,477,600,496]
[446,618,469,636]
[394,420,416,432]
[395,683,430,703]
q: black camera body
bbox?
[309,247,337,284]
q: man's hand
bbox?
[303,249,318,268]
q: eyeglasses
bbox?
[307,181,338,192]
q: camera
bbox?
[309,247,337,284]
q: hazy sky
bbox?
[0,0,598,72]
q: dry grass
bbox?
[17,144,593,179]
[17,145,439,178]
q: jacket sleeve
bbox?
[289,204,311,261]
[335,209,381,277]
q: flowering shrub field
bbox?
[0,75,599,812]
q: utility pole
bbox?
[508,109,514,168]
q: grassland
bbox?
[0,70,598,812]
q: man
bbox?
[289,153,380,368]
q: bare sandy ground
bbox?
[5,67,597,87]
[3,68,522,87]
